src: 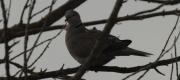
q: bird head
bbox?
[65,10,82,28]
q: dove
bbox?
[64,10,152,66]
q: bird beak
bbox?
[64,21,69,30]
[65,17,70,22]
[65,18,68,22]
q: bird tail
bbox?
[112,47,152,57]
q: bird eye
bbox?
[65,14,75,21]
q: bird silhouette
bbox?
[64,10,152,66]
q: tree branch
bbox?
[140,0,180,5]
[0,9,179,44]
[0,0,86,43]
[0,0,11,78]
[1,55,180,80]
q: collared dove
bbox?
[64,10,152,66]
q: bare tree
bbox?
[0,0,180,80]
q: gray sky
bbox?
[0,0,180,80]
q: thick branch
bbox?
[0,55,180,80]
[0,9,179,44]
[140,0,180,5]
[0,0,86,43]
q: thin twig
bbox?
[27,0,56,63]
[154,67,165,76]
[31,0,57,19]
[23,0,36,79]
[19,0,30,24]
[31,6,50,18]
[133,4,164,16]
[28,42,50,68]
[9,40,20,49]
[162,29,180,57]
[122,15,180,80]
[7,0,12,20]
[174,36,179,78]
[158,16,180,59]
[13,70,21,77]
[28,29,63,68]
[170,54,174,80]
[137,70,149,80]
[10,33,60,61]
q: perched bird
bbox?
[64,10,152,66]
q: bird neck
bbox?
[74,23,83,28]
[66,23,87,35]
[65,23,87,44]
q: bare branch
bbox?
[140,0,180,5]
[7,0,12,20]
[0,8,179,44]
[10,32,60,61]
[123,15,180,80]
[133,4,164,16]
[1,55,180,80]
[137,70,149,80]
[170,54,174,80]
[0,59,34,75]
[27,0,57,64]
[174,37,179,78]
[158,16,179,59]
[154,67,165,76]
[19,0,30,24]
[0,0,11,78]
[0,0,179,80]
[22,0,36,79]
[28,29,63,68]
[0,0,86,44]
[31,6,50,18]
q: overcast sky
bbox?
[0,0,180,80]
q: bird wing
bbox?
[102,34,152,57]
[89,29,152,57]
[86,29,133,56]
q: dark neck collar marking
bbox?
[74,23,83,28]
